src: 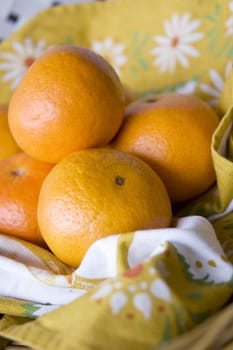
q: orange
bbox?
[0,152,53,245]
[0,104,20,160]
[37,148,172,267]
[111,93,220,204]
[8,45,125,164]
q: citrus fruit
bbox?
[0,104,20,160]
[0,152,53,245]
[37,148,172,267]
[8,45,125,164]
[111,93,220,204]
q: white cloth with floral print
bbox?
[0,215,232,318]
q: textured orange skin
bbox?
[111,93,220,204]
[8,45,125,164]
[0,105,20,160]
[37,148,172,267]
[0,152,53,245]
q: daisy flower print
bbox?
[150,12,204,73]
[0,37,46,90]
[91,37,127,76]
[200,61,233,106]
[225,1,233,36]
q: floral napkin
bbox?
[0,0,233,107]
[0,0,233,349]
[0,214,232,350]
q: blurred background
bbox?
[0,0,106,41]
